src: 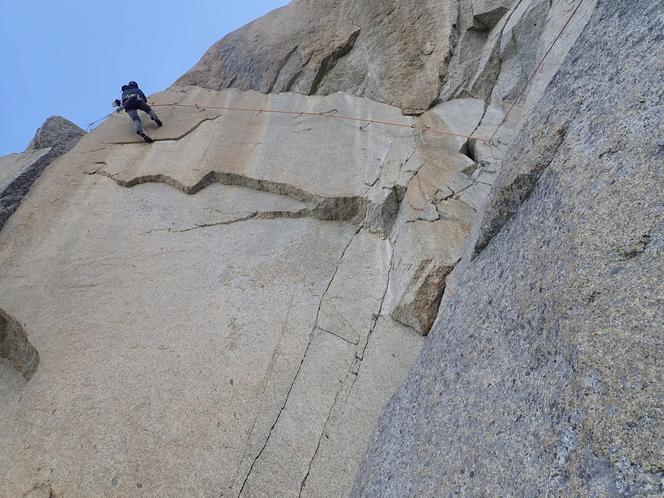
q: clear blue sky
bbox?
[0,1,288,156]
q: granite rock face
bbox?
[472,0,513,29]
[26,115,86,155]
[391,259,453,335]
[354,1,664,496]
[0,86,479,497]
[0,116,84,230]
[0,0,645,495]
[178,0,457,114]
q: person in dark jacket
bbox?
[113,81,162,143]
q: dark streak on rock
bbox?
[0,309,39,381]
[94,170,368,223]
[472,125,569,257]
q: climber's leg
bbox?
[126,109,144,133]
[137,101,162,127]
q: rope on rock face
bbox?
[150,102,493,143]
[86,102,494,143]
[86,112,114,132]
[87,1,585,147]
[149,0,586,148]
[488,0,587,143]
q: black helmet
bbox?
[127,81,138,88]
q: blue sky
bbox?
[0,1,288,155]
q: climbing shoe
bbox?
[137,131,154,143]
[152,116,163,127]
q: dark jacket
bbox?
[121,84,148,110]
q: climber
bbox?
[112,81,162,143]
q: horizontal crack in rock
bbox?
[94,170,369,223]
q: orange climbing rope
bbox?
[489,0,587,142]
[151,102,493,143]
[87,0,586,144]
[88,102,492,142]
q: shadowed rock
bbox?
[473,0,513,29]
[391,259,455,335]
[0,309,39,380]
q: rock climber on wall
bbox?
[112,81,163,143]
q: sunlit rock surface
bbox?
[178,0,457,114]
[0,86,479,497]
[0,0,631,495]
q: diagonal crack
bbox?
[104,114,222,145]
[309,30,361,95]
[269,45,300,93]
[472,124,569,257]
[316,326,359,346]
[169,209,314,234]
[298,370,350,498]
[298,236,394,495]
[236,225,363,497]
[618,214,664,261]
[226,295,296,495]
[353,247,394,366]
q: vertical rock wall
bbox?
[354,1,664,495]
[1,0,650,496]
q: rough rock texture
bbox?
[0,0,626,495]
[391,259,453,335]
[0,86,480,497]
[440,0,597,117]
[177,0,457,114]
[26,115,86,155]
[354,1,664,496]
[0,116,85,230]
[0,309,39,381]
